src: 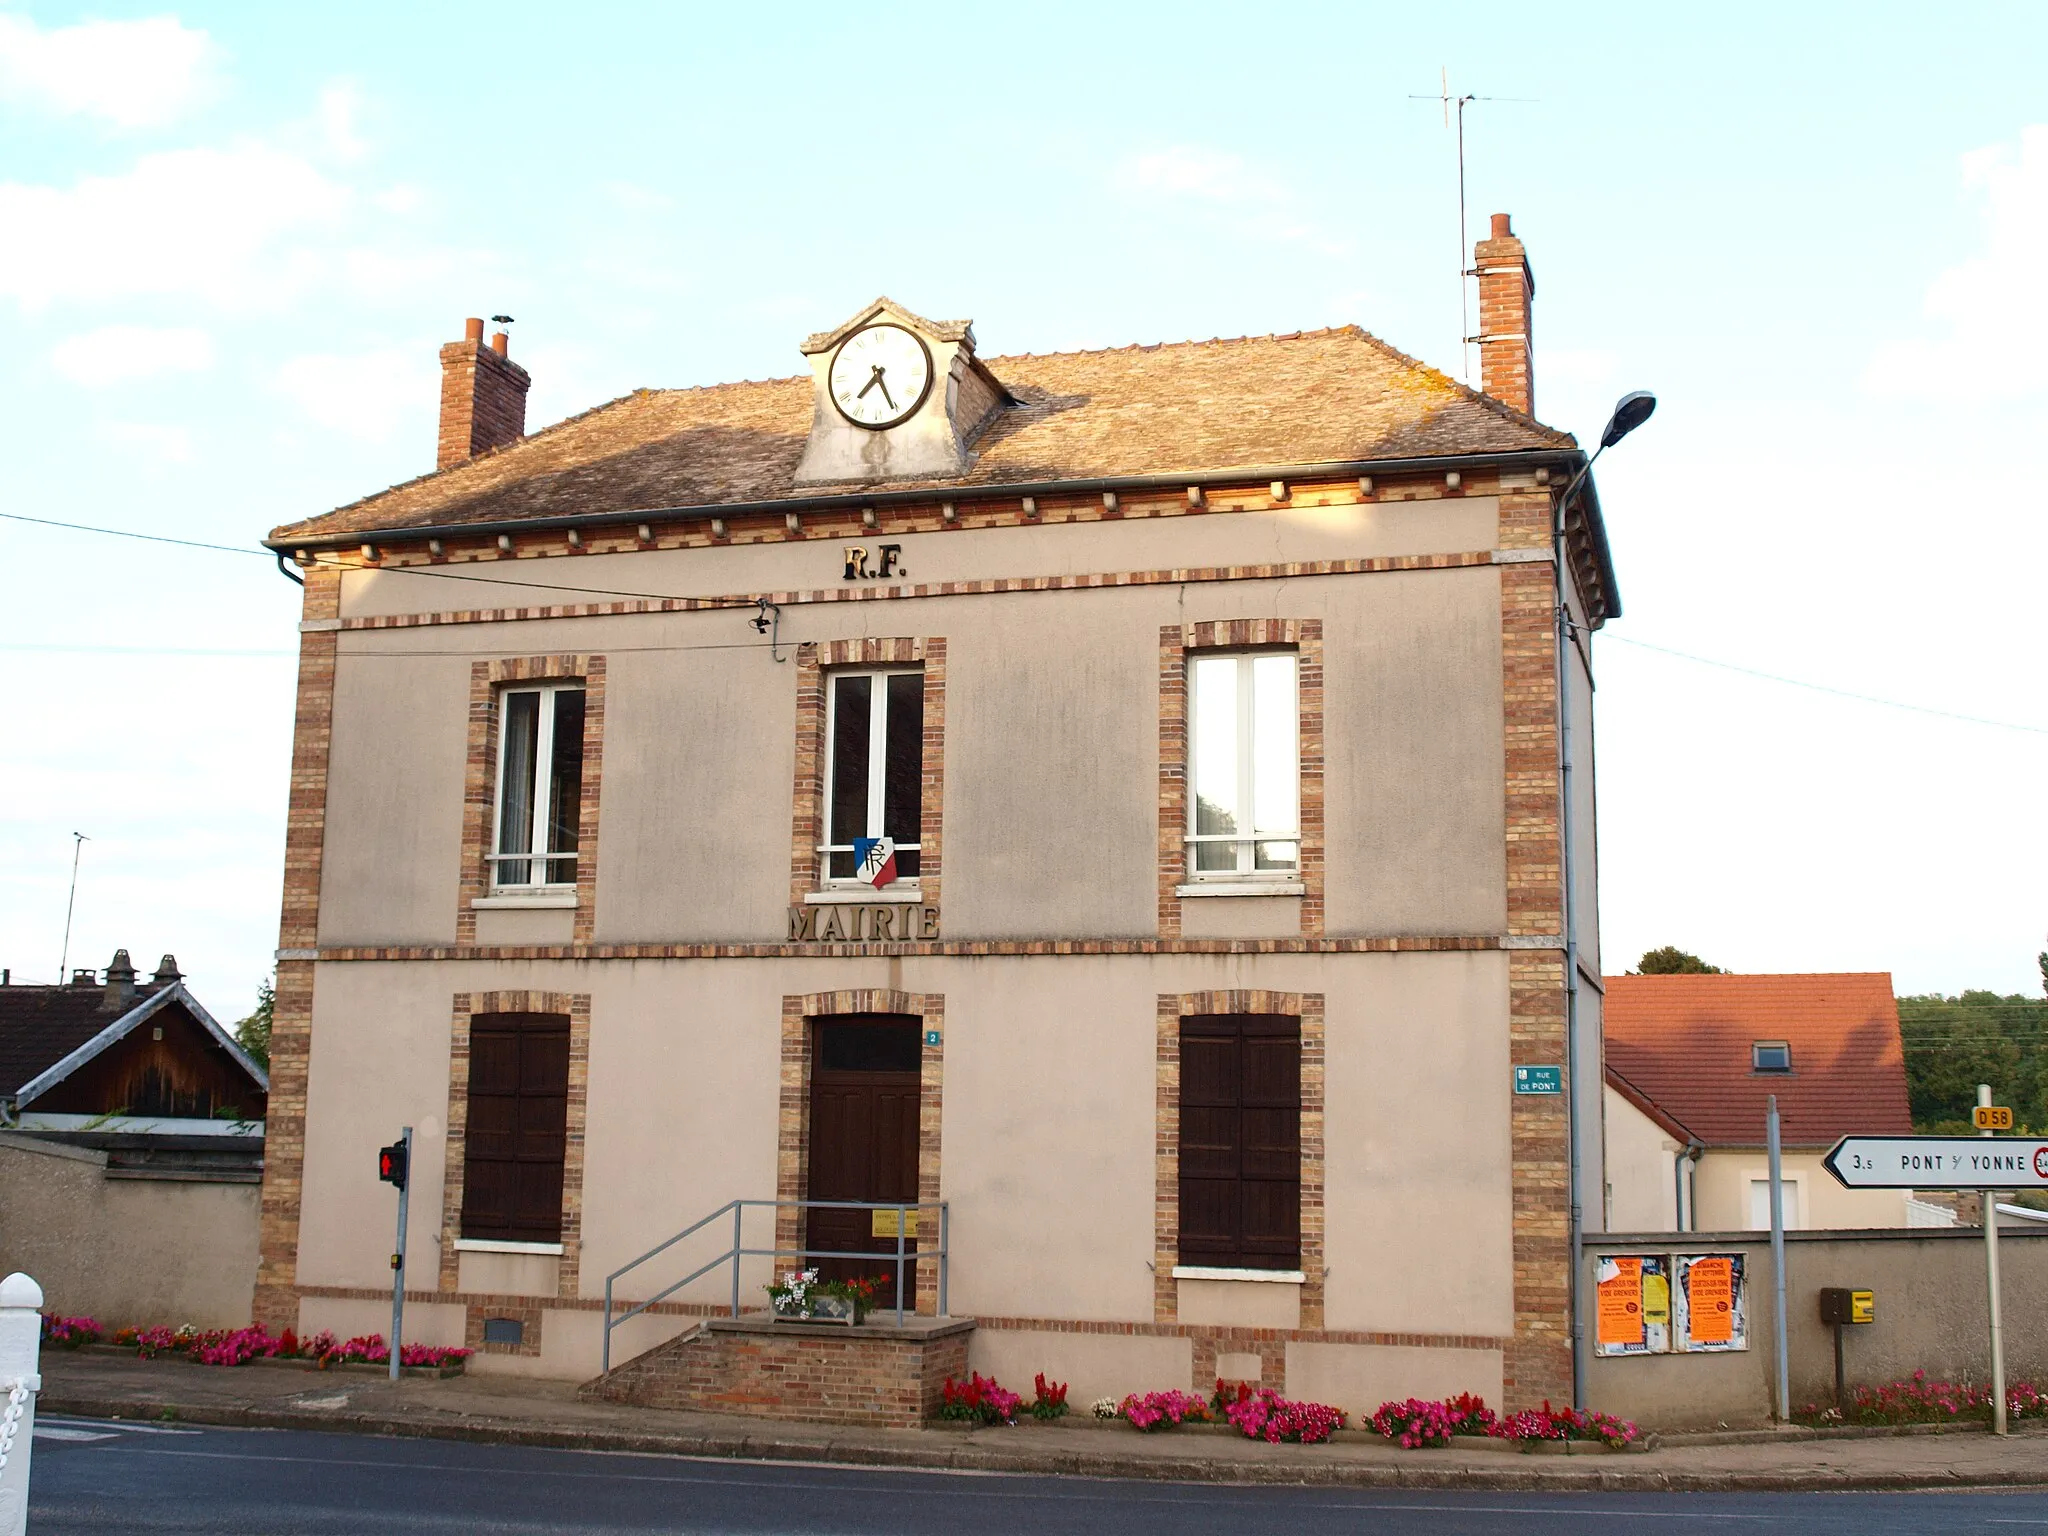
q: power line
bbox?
[12,506,2048,736]
[0,510,267,557]
[1606,635,2048,737]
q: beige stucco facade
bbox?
[264,396,1611,1416]
[1604,1086,1915,1232]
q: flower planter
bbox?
[769,1295,858,1326]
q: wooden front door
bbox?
[806,1015,922,1308]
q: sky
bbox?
[1,1,2043,1017]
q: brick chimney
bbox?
[437,317,530,470]
[1474,212,1535,417]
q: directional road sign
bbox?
[1823,1136,2048,1190]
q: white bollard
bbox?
[0,1273,44,1536]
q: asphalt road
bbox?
[27,1415,2048,1534]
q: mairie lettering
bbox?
[788,904,941,942]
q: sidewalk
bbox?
[36,1352,2048,1493]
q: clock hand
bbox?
[857,365,885,400]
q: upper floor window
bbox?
[822,668,923,887]
[493,683,586,890]
[1188,651,1299,879]
[1751,1041,1792,1073]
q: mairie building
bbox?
[259,213,1620,1423]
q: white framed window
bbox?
[1187,651,1299,879]
[491,683,587,890]
[819,668,923,886]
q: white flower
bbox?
[1092,1397,1119,1419]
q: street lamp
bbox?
[1560,390,1655,1411]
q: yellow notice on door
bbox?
[870,1209,920,1238]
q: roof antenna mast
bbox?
[1411,69,1534,384]
[57,830,88,982]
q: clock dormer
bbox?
[793,297,1013,485]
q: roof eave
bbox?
[266,443,1601,597]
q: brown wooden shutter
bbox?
[1178,1014,1300,1269]
[461,1012,570,1242]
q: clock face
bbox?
[828,324,933,430]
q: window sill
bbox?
[1172,1265,1305,1284]
[454,1238,565,1255]
[806,887,925,905]
[472,892,578,910]
[1175,881,1305,898]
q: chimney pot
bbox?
[1490,212,1512,239]
[102,948,137,1011]
[464,317,485,342]
[490,330,509,357]
[152,954,182,989]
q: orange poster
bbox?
[1596,1257,1645,1350]
[1687,1257,1735,1346]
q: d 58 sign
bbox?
[1823,1135,2048,1190]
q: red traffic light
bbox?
[378,1141,409,1189]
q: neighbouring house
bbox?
[1603,971,1924,1231]
[0,951,269,1326]
[258,212,1630,1420]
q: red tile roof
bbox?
[1603,973,1913,1148]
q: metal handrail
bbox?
[599,1198,950,1373]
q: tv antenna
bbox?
[57,830,88,982]
[1410,69,1535,382]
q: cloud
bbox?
[0,143,349,311]
[1864,125,2048,400]
[0,13,218,129]
[318,82,368,164]
[51,325,215,386]
[102,421,195,463]
[1112,145,1345,255]
[1117,146,1287,205]
[273,347,426,441]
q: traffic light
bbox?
[378,1140,408,1190]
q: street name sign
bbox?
[1823,1136,2048,1190]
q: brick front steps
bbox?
[579,1312,974,1429]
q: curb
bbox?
[38,1390,2048,1494]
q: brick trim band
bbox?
[457,655,607,943]
[334,551,1515,633]
[291,1285,1508,1354]
[307,934,1527,962]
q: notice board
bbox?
[1673,1253,1747,1352]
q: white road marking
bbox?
[33,1427,117,1442]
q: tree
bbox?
[1636,947,1725,975]
[1899,990,2047,1134]
[236,977,274,1070]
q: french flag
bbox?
[853,836,898,889]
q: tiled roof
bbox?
[1603,973,1914,1148]
[271,327,1576,542]
[0,983,151,1095]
